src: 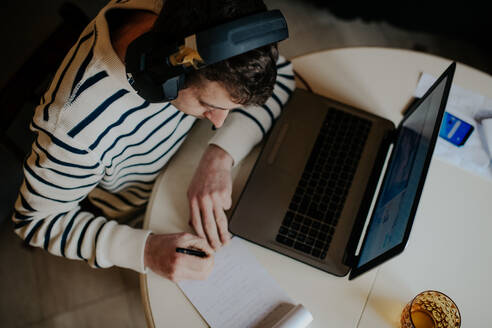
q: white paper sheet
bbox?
[415,73,492,180]
[177,238,312,328]
[272,304,313,328]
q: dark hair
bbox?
[154,0,279,106]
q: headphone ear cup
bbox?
[125,32,185,102]
[161,74,185,101]
[125,32,154,75]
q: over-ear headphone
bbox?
[125,10,288,103]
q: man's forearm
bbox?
[203,144,234,169]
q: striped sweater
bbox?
[12,0,296,274]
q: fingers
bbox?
[170,233,215,282]
[189,199,205,238]
[168,254,214,282]
[213,204,231,245]
[172,252,214,281]
[146,233,216,282]
[199,196,222,250]
[223,194,232,211]
[180,232,214,255]
[188,186,232,250]
[189,193,232,250]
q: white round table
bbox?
[140,47,492,327]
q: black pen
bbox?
[176,247,207,258]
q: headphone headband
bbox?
[196,10,287,65]
[125,9,288,103]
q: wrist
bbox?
[144,233,154,270]
[206,144,234,168]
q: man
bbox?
[12,0,295,282]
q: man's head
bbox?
[154,0,279,127]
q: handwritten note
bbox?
[178,238,294,328]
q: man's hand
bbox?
[144,232,214,282]
[187,144,234,250]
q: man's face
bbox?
[171,80,238,128]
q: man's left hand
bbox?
[187,144,234,250]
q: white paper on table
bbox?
[177,238,313,328]
[414,73,492,180]
[271,304,313,328]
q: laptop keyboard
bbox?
[275,108,372,259]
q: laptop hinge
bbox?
[342,128,397,267]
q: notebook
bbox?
[229,62,455,279]
[178,237,313,328]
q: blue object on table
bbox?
[439,112,474,146]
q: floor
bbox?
[0,1,490,327]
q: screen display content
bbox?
[356,76,448,268]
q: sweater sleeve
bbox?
[11,124,151,273]
[208,55,296,165]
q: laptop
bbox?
[229,62,455,279]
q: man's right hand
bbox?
[144,232,214,282]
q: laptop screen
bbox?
[352,64,454,276]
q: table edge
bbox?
[290,46,491,80]
[140,171,167,328]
